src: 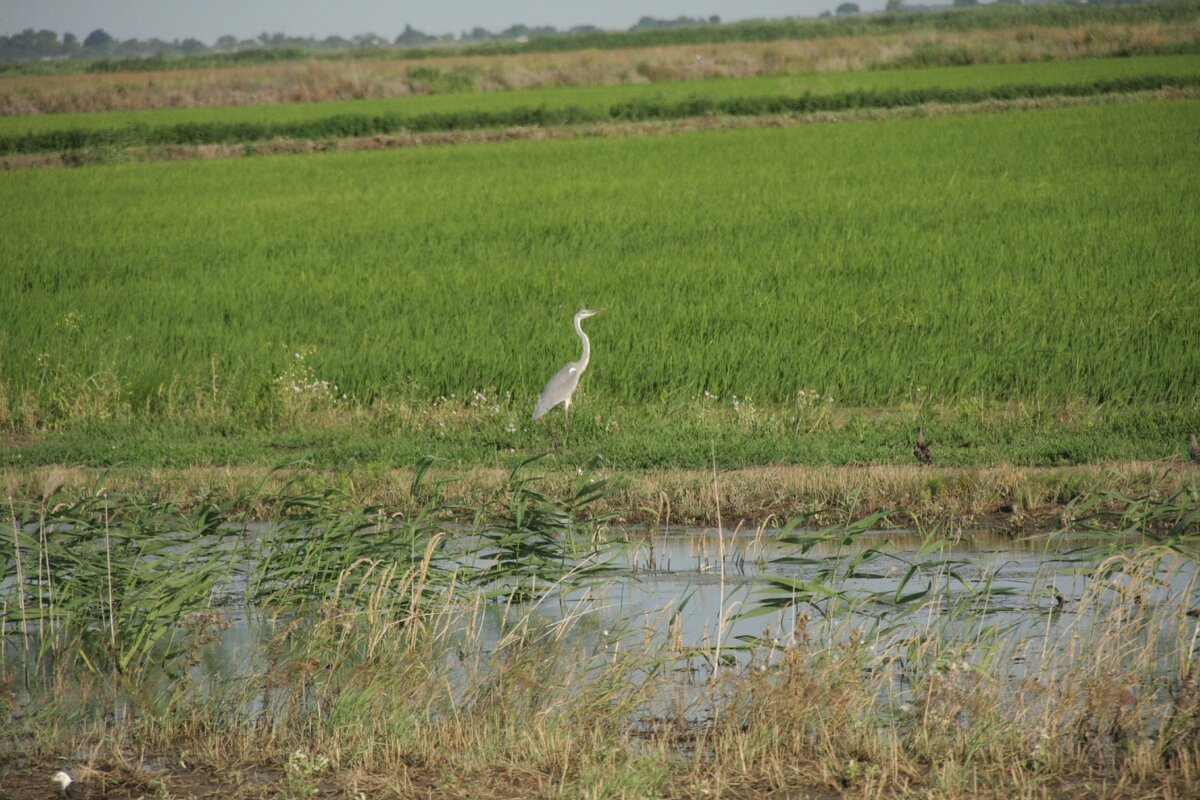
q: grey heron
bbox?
[533,307,602,448]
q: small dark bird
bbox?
[1189,433,1200,464]
[53,770,102,799]
[913,427,933,466]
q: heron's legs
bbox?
[563,401,571,448]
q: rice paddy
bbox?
[2,96,1197,472]
[2,11,1200,795]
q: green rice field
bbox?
[2,95,1198,469]
[4,99,1197,404]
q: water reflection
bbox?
[5,523,1196,721]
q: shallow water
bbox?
[526,527,1194,667]
[4,524,1196,708]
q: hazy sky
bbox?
[1,1,864,42]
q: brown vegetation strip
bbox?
[4,458,1196,531]
[1,21,1196,114]
[3,87,1194,171]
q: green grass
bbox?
[1,403,1193,471]
[1,100,1197,468]
[2,54,1197,139]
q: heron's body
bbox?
[534,308,600,420]
[533,308,601,444]
[534,361,585,420]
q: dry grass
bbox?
[2,458,1195,530]
[1,21,1195,114]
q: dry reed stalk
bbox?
[7,496,30,677]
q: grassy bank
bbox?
[3,456,1198,530]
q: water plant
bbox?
[2,486,1198,797]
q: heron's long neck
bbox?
[574,316,591,370]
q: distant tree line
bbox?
[0,0,1183,70]
[0,15,723,64]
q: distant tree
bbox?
[836,2,861,14]
[214,34,238,50]
[33,28,59,52]
[709,15,721,24]
[886,0,905,10]
[260,32,288,47]
[0,28,62,60]
[819,10,833,18]
[62,31,79,51]
[499,24,531,39]
[630,15,709,31]
[180,37,206,54]
[83,28,113,48]
[352,33,387,47]
[952,0,979,6]
[395,24,431,45]
[993,0,1021,4]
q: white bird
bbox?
[52,770,99,799]
[533,307,602,448]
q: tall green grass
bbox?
[0,98,1195,470]
[2,101,1196,425]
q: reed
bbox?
[2,485,1196,797]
